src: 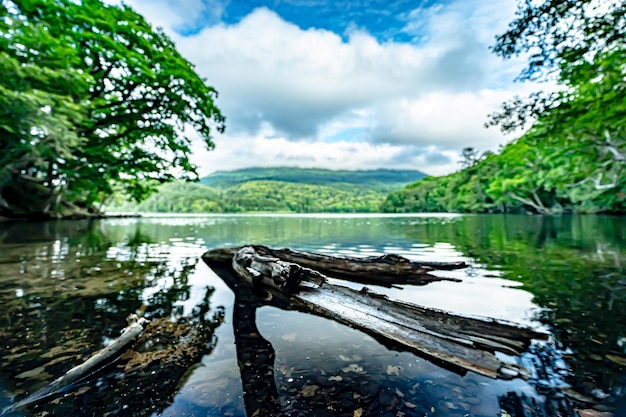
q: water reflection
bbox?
[205,248,601,417]
[0,215,624,416]
[401,215,626,410]
[210,261,485,417]
[234,292,282,416]
[0,219,223,416]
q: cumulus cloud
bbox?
[190,127,460,177]
[178,5,508,137]
[180,10,424,137]
[370,90,523,149]
[109,0,540,175]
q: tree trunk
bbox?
[206,245,465,288]
[202,246,549,380]
[4,315,148,413]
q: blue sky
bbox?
[112,0,537,176]
[175,0,442,42]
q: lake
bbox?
[0,214,624,417]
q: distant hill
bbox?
[109,167,427,213]
[199,167,426,192]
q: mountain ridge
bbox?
[109,167,428,213]
[199,167,427,191]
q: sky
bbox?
[113,0,539,176]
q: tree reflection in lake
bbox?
[0,215,624,417]
[0,220,223,416]
[399,215,626,412]
[209,249,606,417]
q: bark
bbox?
[207,245,465,288]
[202,246,549,380]
[3,315,148,414]
[0,175,104,220]
[509,193,553,215]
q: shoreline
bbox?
[0,213,143,223]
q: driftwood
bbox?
[3,315,148,414]
[208,245,465,287]
[203,245,549,380]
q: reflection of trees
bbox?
[0,220,223,416]
[3,215,625,415]
[401,215,626,406]
[210,260,579,417]
[16,287,225,417]
[234,291,282,416]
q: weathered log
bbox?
[290,285,543,379]
[3,315,148,414]
[232,246,326,294]
[207,244,465,287]
[202,246,550,380]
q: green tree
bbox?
[459,147,480,170]
[0,0,225,219]
[385,0,626,215]
[488,0,625,128]
[487,0,625,209]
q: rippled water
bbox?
[0,214,624,417]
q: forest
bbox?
[110,168,425,213]
[0,0,224,219]
[383,1,625,215]
[199,167,426,190]
[381,134,625,215]
[1,0,624,218]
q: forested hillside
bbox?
[383,0,625,215]
[200,167,425,191]
[382,136,625,214]
[109,168,425,213]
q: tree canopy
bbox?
[490,0,625,212]
[386,0,625,215]
[0,0,225,218]
[488,0,625,130]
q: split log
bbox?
[206,245,465,287]
[291,285,542,379]
[3,315,148,414]
[232,246,326,294]
[202,246,550,380]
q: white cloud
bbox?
[370,89,527,149]
[180,9,433,136]
[111,0,543,176]
[191,125,461,177]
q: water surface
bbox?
[0,214,624,416]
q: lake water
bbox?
[0,214,624,417]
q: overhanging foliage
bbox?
[0,0,225,218]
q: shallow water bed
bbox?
[0,214,624,416]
